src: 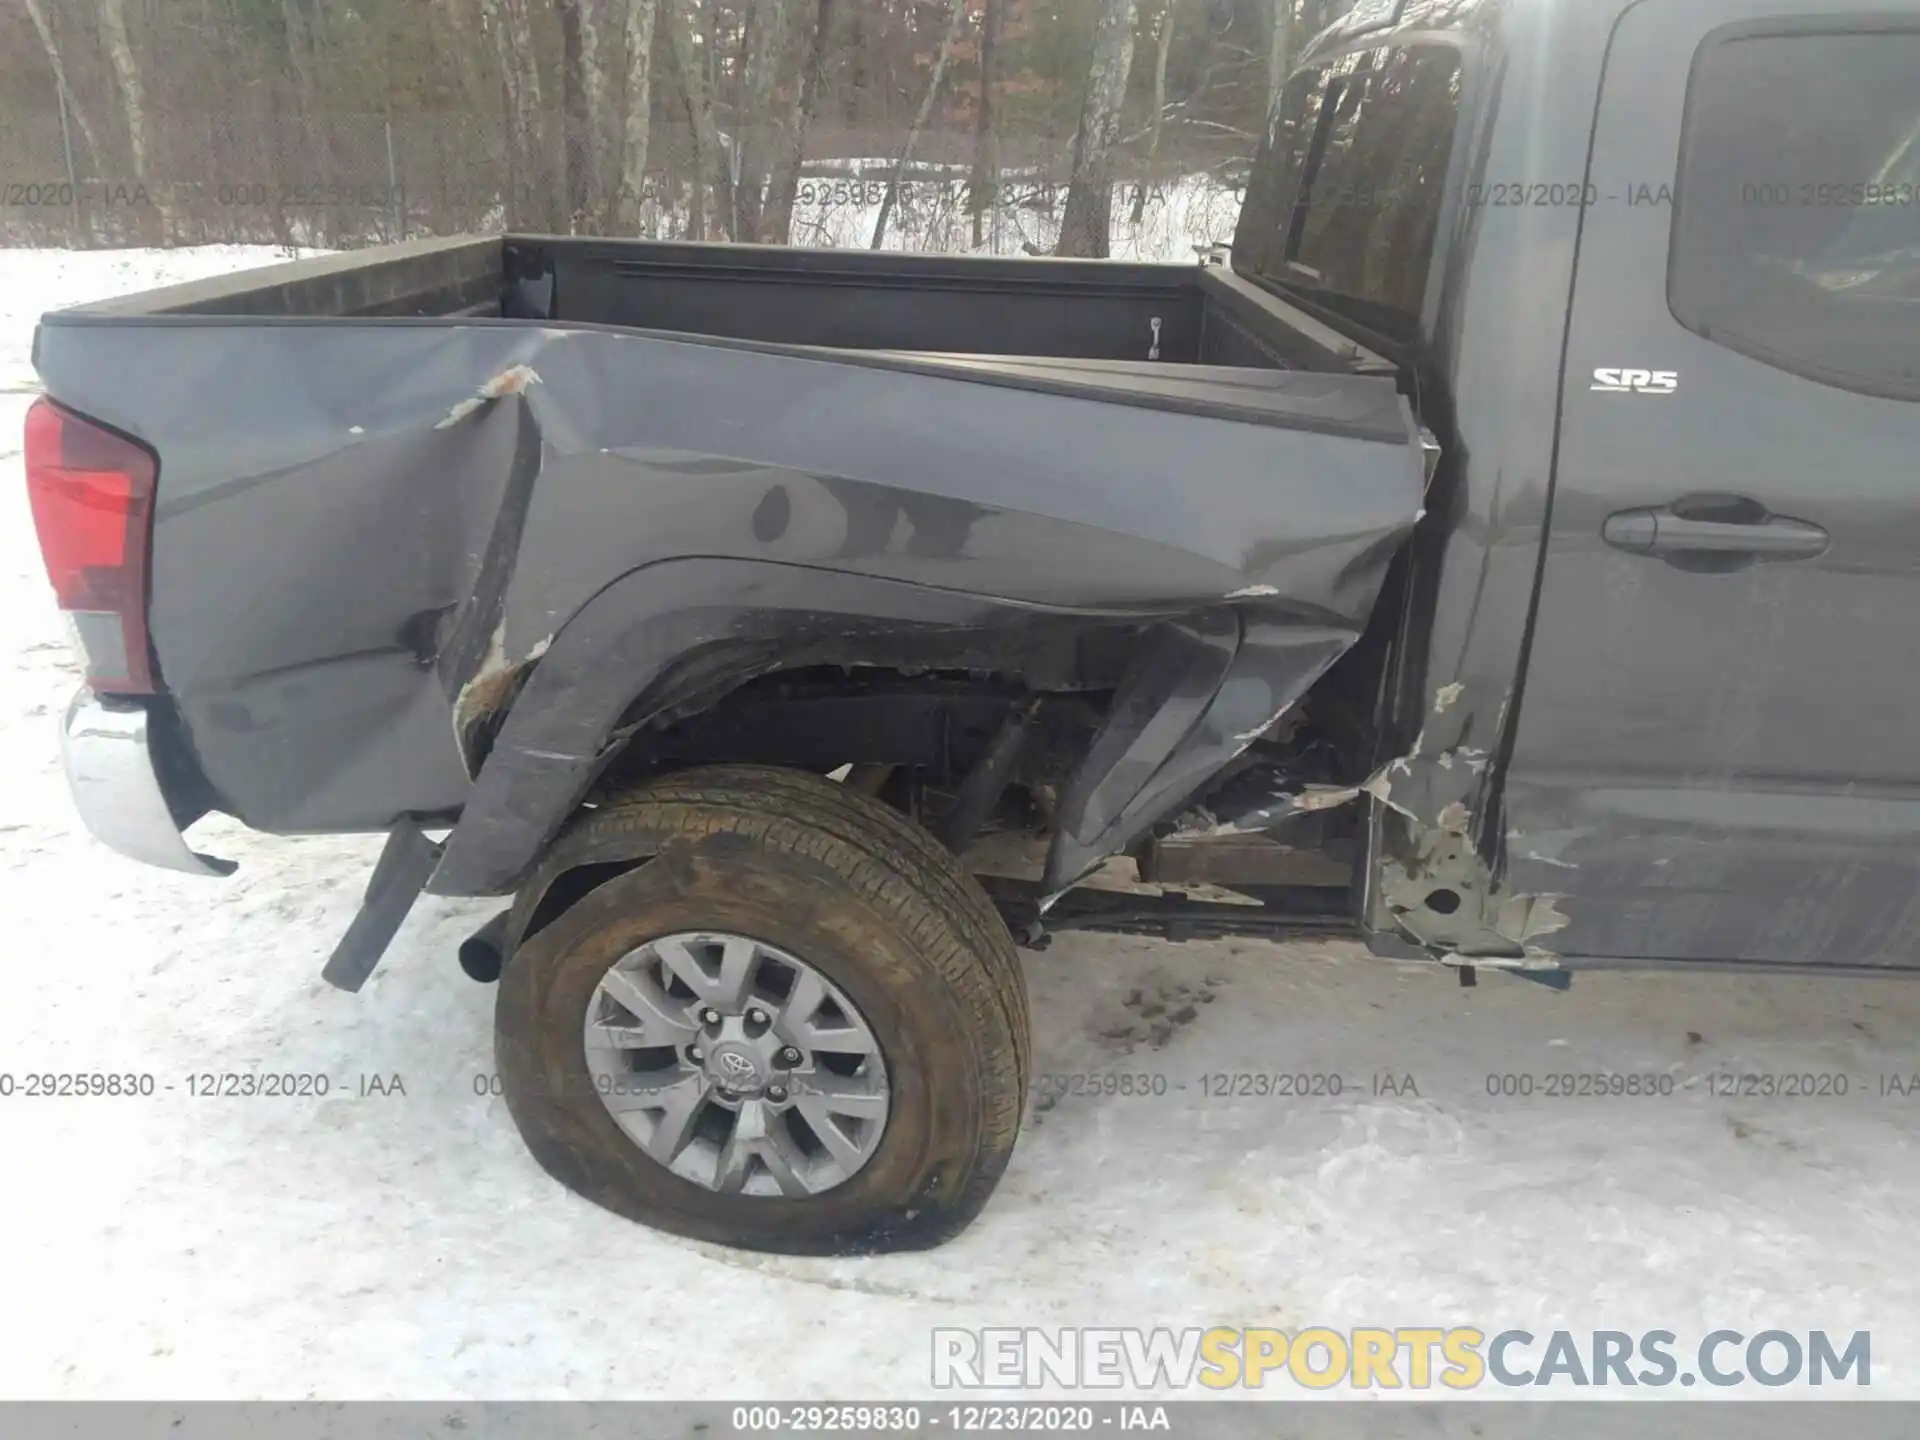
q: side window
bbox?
[1232,44,1464,341]
[1670,27,1920,402]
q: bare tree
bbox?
[558,0,604,227]
[436,0,494,122]
[664,0,734,238]
[279,0,340,234]
[1267,0,1296,121]
[760,0,835,244]
[1057,0,1139,257]
[96,0,174,238]
[968,0,1000,248]
[869,0,969,250]
[485,0,554,227]
[25,0,104,168]
[280,0,318,104]
[582,0,616,200]
[732,0,795,240]
[1132,0,1179,223]
[1,0,1288,253]
[615,0,661,231]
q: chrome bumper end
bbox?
[60,690,234,877]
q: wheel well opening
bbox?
[521,857,644,947]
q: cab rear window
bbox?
[1232,43,1465,342]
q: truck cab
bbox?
[1236,0,1920,971]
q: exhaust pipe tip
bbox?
[458,911,512,984]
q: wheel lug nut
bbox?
[748,1008,768,1025]
[688,1045,704,1061]
[780,1047,801,1066]
[768,1086,787,1102]
[701,1008,721,1025]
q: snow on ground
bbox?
[0,247,1917,1402]
[785,171,1244,260]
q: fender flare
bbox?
[428,557,1364,901]
[428,557,1129,895]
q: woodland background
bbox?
[4,0,1362,256]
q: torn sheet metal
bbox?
[437,362,542,429]
[1155,674,1565,964]
[1042,617,1358,894]
[35,311,1429,885]
[1162,734,1367,838]
[1365,680,1570,964]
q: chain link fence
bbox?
[6,102,568,248]
[2,91,1250,257]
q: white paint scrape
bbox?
[437,364,542,430]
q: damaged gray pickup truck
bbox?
[27,0,1919,1253]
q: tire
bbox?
[493,765,1030,1254]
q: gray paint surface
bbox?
[35,0,1917,972]
[34,253,1428,897]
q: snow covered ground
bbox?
[783,169,1245,261]
[0,247,1916,1403]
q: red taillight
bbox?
[24,397,158,693]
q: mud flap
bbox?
[321,818,444,992]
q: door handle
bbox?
[1602,494,1829,566]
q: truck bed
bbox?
[34,235,1428,900]
[53,233,1392,374]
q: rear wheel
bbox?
[493,766,1029,1254]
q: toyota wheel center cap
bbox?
[706,1044,765,1094]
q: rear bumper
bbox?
[60,690,234,876]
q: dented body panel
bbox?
[30,0,1920,988]
[38,1,1920,980]
[33,239,1428,894]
